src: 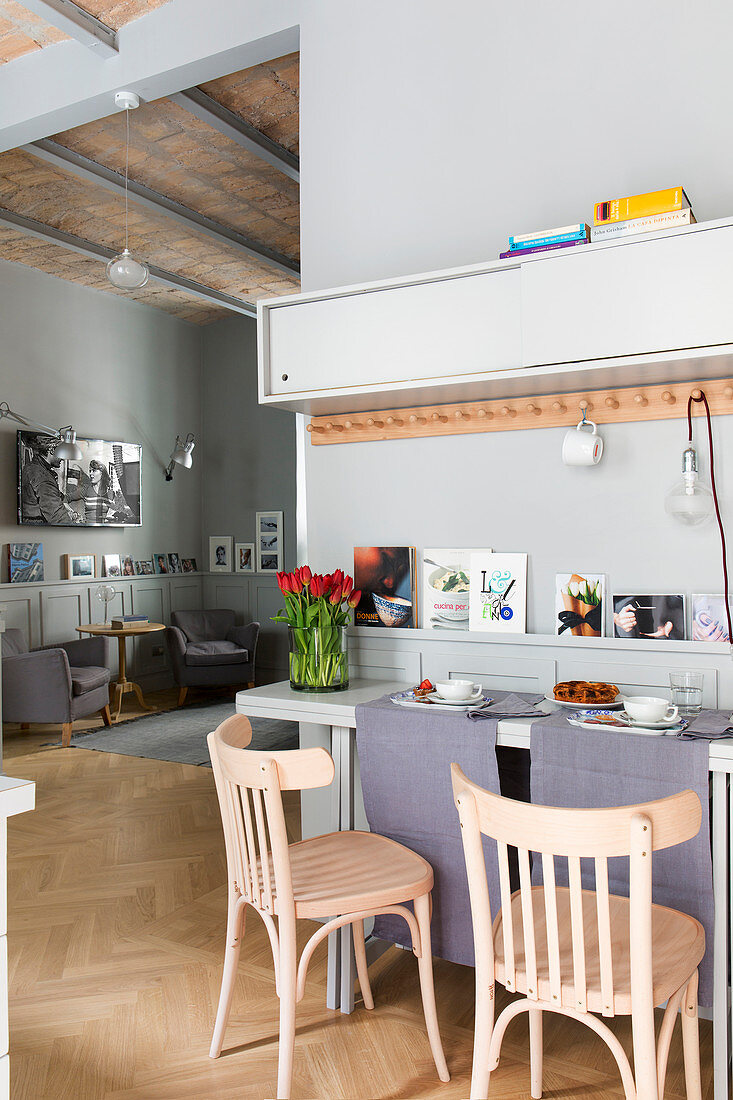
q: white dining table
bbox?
[236,679,733,1097]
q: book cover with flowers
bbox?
[353,547,417,627]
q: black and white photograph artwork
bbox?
[17,431,142,527]
[255,511,283,572]
[613,594,686,640]
[167,553,181,574]
[209,536,233,572]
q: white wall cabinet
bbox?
[261,265,521,399]
[258,218,733,415]
[521,224,733,367]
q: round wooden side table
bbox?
[76,622,166,721]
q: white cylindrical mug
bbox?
[562,420,603,465]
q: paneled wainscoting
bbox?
[347,626,733,708]
[0,573,288,689]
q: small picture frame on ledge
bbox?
[256,512,283,573]
[63,553,96,580]
[236,542,254,572]
[153,553,168,574]
[181,557,197,573]
[209,536,233,572]
[102,553,122,578]
[167,553,181,574]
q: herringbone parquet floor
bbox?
[2,693,715,1099]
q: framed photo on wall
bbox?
[209,536,233,572]
[17,431,142,527]
[236,542,254,572]
[256,512,283,573]
[63,553,96,580]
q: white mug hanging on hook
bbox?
[562,413,603,466]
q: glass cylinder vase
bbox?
[288,624,349,692]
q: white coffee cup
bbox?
[623,696,678,724]
[562,420,603,466]
[435,679,482,701]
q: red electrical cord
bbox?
[687,390,732,643]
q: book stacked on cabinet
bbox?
[591,185,695,241]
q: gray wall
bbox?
[201,314,297,570]
[0,261,203,581]
[297,1,733,631]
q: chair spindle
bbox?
[595,857,615,1016]
[541,852,562,1005]
[568,855,587,1011]
[518,848,538,999]
[497,841,515,990]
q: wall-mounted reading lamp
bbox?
[0,401,82,460]
[164,433,195,481]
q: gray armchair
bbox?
[2,628,112,747]
[166,610,259,705]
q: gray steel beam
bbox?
[0,206,257,318]
[23,139,300,277]
[170,87,300,183]
[19,0,117,57]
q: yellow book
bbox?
[594,186,690,225]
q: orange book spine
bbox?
[594,186,688,225]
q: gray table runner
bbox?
[530,712,716,1006]
[355,693,507,966]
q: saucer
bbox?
[623,710,681,730]
[427,692,490,707]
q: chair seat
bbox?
[184,641,249,667]
[263,830,433,919]
[69,665,110,696]
[493,886,705,1015]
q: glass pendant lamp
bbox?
[106,91,149,290]
[664,443,714,525]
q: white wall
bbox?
[0,261,203,579]
[297,1,733,631]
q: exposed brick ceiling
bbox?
[0,0,171,64]
[0,51,301,323]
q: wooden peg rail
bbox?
[307,378,733,445]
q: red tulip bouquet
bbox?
[274,567,361,692]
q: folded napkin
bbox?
[467,692,545,721]
[676,710,733,740]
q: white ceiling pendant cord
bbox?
[106,91,149,290]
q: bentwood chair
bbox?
[207,714,450,1100]
[451,764,705,1100]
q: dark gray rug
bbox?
[64,701,299,766]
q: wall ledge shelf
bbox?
[348,625,733,658]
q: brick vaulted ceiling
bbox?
[0,0,171,64]
[0,50,300,323]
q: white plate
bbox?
[566,710,688,736]
[545,692,623,710]
[390,690,492,712]
[427,691,485,706]
[568,717,667,735]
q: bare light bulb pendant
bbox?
[106,91,149,291]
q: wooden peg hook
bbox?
[634,393,648,407]
[605,396,619,410]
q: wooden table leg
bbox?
[110,634,156,720]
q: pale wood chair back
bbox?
[450,763,701,1015]
[208,714,335,918]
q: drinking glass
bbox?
[669,671,704,717]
